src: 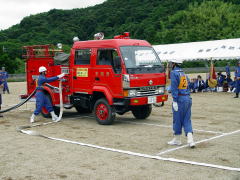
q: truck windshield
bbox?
[120,46,163,74]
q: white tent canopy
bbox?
[153,38,240,62]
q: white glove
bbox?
[172,101,178,111]
[57,73,65,78]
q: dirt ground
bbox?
[0,81,239,180]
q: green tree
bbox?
[156,1,240,43]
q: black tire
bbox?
[40,94,60,118]
[75,106,92,113]
[131,105,152,119]
[93,98,116,125]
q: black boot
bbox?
[234,93,239,98]
[0,106,3,117]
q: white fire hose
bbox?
[56,79,63,122]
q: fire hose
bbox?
[0,89,37,113]
[0,80,63,121]
[56,80,63,121]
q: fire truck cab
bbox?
[23,33,168,125]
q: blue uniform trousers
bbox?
[236,79,240,94]
[34,91,53,115]
[172,95,193,135]
[3,81,9,93]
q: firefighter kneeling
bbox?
[30,66,65,123]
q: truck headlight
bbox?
[157,87,165,94]
[129,89,137,97]
[123,89,137,97]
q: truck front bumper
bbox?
[129,94,168,105]
[113,94,168,106]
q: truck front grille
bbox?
[136,86,163,97]
[136,89,159,96]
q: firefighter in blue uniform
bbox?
[30,66,65,123]
[1,67,10,94]
[225,63,230,77]
[168,59,195,148]
[0,70,4,117]
[234,61,240,98]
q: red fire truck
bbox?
[23,33,168,125]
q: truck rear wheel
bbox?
[131,105,152,119]
[94,98,115,125]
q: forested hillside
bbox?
[0,0,239,73]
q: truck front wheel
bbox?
[131,105,152,119]
[94,98,116,125]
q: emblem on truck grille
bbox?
[149,80,153,85]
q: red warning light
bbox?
[114,32,130,39]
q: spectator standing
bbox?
[234,61,240,98]
[225,63,231,77]
[1,67,10,94]
[0,70,4,117]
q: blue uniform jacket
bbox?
[0,74,3,86]
[235,67,240,93]
[225,65,230,76]
[235,67,240,78]
[170,67,190,102]
[2,71,8,80]
[217,75,225,86]
[37,74,59,90]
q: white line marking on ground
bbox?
[120,120,224,134]
[156,129,240,156]
[19,129,240,172]
[17,120,240,172]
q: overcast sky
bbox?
[0,0,106,30]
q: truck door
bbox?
[72,48,93,93]
[94,48,122,97]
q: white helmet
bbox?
[171,59,183,64]
[39,66,47,73]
